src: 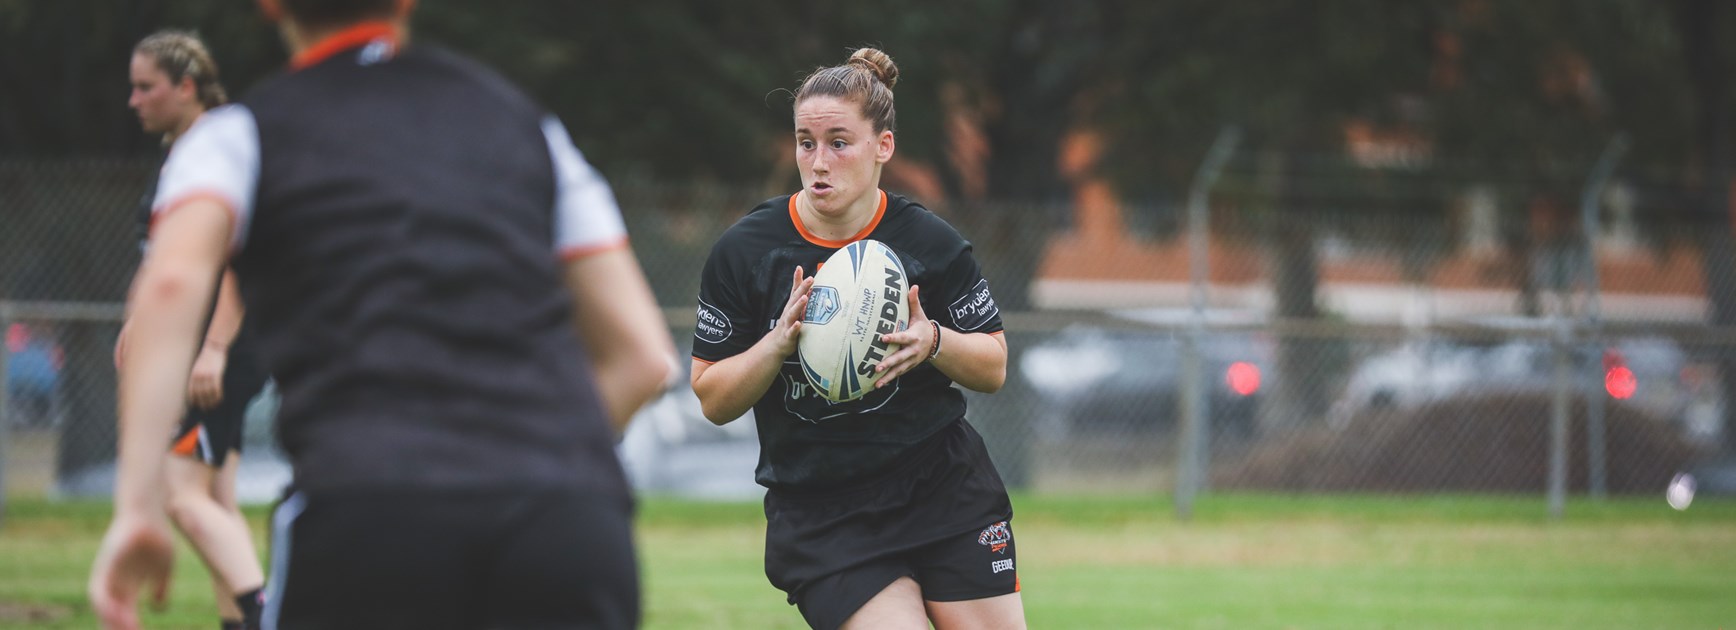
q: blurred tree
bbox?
[0,0,281,156]
[1080,0,1732,433]
[411,0,1125,309]
[1672,0,1736,453]
[1088,0,1442,429]
[5,0,1734,465]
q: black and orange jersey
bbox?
[694,190,1004,490]
[150,28,628,495]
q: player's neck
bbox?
[797,190,880,242]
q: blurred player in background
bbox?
[690,48,1026,630]
[122,29,269,630]
[89,0,674,628]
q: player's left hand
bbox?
[88,513,175,630]
[187,347,226,410]
[874,285,939,386]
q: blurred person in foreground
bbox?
[123,29,270,630]
[89,1,674,628]
[689,47,1026,630]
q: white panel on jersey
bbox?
[542,116,627,257]
[152,104,260,251]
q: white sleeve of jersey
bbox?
[152,104,260,252]
[542,116,628,259]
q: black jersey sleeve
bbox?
[929,241,1003,335]
[693,238,760,363]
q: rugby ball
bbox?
[798,239,910,402]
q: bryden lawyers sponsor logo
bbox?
[694,300,732,345]
[949,280,999,331]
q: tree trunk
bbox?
[1262,153,1326,432]
[1679,0,1736,455]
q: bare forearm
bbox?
[566,248,676,432]
[930,330,1007,393]
[117,264,217,514]
[589,351,674,432]
[692,266,812,425]
[692,339,787,424]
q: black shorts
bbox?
[169,351,270,467]
[263,485,639,630]
[764,420,1018,630]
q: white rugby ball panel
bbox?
[798,239,910,402]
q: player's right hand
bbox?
[88,513,175,630]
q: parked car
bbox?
[1019,310,1273,440]
[617,341,761,499]
[5,323,61,428]
[1329,329,1720,444]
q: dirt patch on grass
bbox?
[0,600,71,623]
[1218,393,1699,493]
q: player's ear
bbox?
[876,129,895,164]
[257,0,281,21]
[394,0,418,17]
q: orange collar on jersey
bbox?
[291,21,400,71]
[789,189,888,248]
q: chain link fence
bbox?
[4,156,1733,513]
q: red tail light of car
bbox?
[1227,361,1261,396]
[1604,350,1636,400]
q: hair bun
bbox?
[848,48,898,90]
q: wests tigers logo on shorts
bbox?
[977,521,1011,554]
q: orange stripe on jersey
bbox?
[151,189,241,236]
[692,356,717,365]
[789,190,887,249]
[559,236,629,262]
[292,22,400,70]
[170,427,202,456]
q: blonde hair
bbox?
[795,47,899,134]
[134,30,227,110]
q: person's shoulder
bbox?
[727,194,795,234]
[744,194,793,219]
[237,67,294,108]
[165,105,258,160]
[411,45,544,114]
[883,191,966,247]
[411,46,514,89]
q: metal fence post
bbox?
[1580,135,1629,500]
[0,302,11,525]
[1549,315,1571,520]
[1177,126,1240,521]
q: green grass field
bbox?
[3,493,1734,629]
